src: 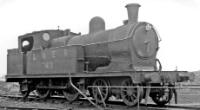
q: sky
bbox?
[0,0,200,77]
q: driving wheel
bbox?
[120,78,142,106]
[92,78,110,103]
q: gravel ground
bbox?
[0,96,66,109]
[0,96,96,110]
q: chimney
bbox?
[125,3,140,23]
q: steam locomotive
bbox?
[6,3,185,106]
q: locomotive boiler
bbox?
[6,3,185,106]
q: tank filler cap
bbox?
[89,16,105,34]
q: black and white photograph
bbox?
[0,0,200,110]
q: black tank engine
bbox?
[6,3,186,106]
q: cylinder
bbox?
[125,3,140,23]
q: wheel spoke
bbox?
[92,79,110,103]
[121,78,142,106]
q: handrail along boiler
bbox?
[6,3,186,106]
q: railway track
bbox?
[0,94,199,110]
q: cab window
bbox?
[21,36,34,53]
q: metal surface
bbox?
[89,16,105,34]
[6,71,186,83]
[125,3,140,23]
[7,49,23,75]
[67,22,159,71]
[26,45,84,74]
[67,3,159,71]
